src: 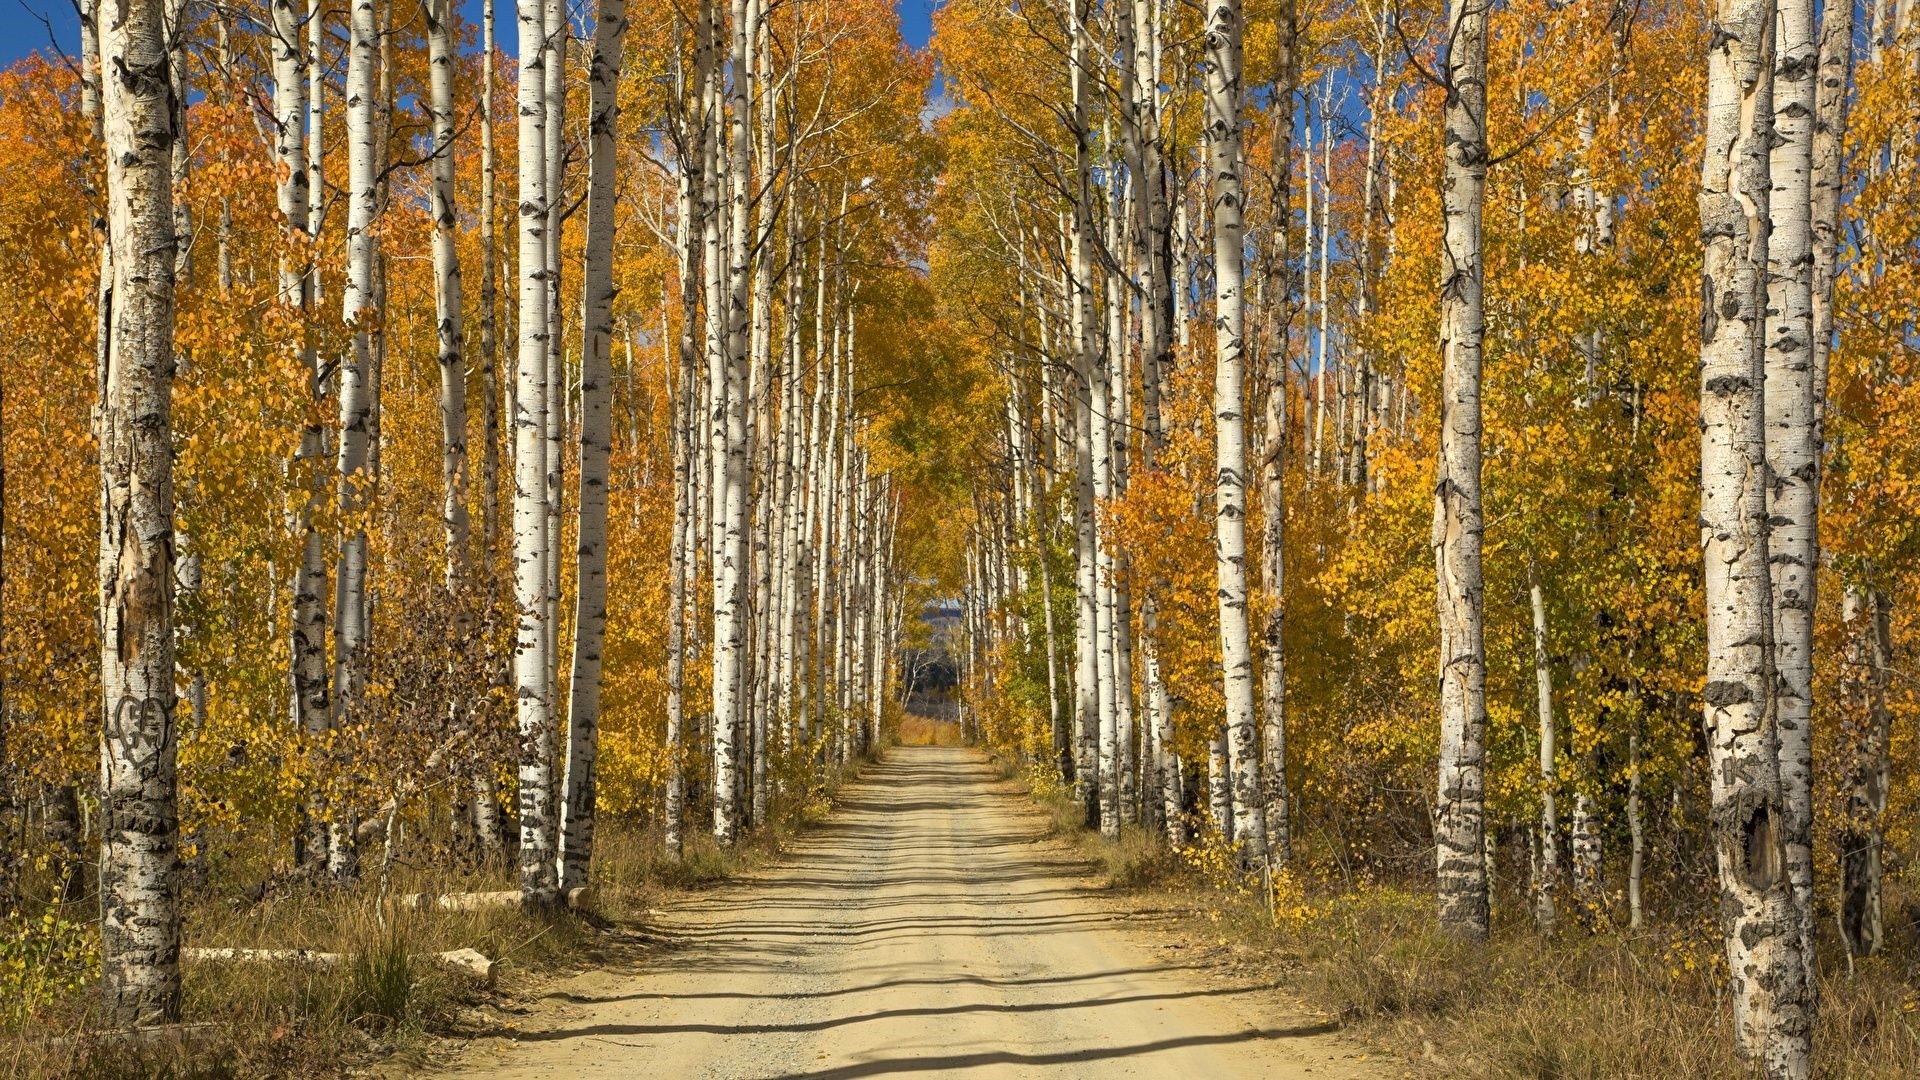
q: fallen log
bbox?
[183,946,497,985]
[395,887,587,912]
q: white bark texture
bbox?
[1530,566,1559,934]
[335,0,380,710]
[427,0,470,588]
[514,0,558,906]
[1697,2,1811,1072]
[1204,0,1266,861]
[1260,0,1296,866]
[561,0,627,894]
[97,0,182,1025]
[1763,0,1819,988]
[1431,0,1491,940]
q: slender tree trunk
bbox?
[427,0,469,591]
[1839,584,1892,957]
[480,0,502,559]
[560,0,626,894]
[1431,0,1490,940]
[1260,0,1297,866]
[1698,3,1809,1071]
[1530,560,1559,933]
[1764,0,1820,993]
[97,0,181,1022]
[271,0,329,747]
[1204,0,1266,861]
[330,0,381,879]
[514,0,558,906]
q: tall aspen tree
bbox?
[1697,0,1811,1070]
[1065,1,1100,822]
[332,0,381,878]
[426,0,469,588]
[561,0,627,893]
[480,0,502,557]
[514,0,558,906]
[1529,560,1560,934]
[1764,0,1819,987]
[97,0,182,1024]
[1431,0,1490,939]
[1260,0,1297,865]
[1203,0,1267,860]
[269,0,329,740]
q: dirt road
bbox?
[439,747,1386,1079]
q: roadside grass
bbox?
[1022,786,1920,1078]
[1,753,874,1078]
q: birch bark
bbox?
[1697,1,1811,1070]
[427,0,469,590]
[1431,0,1490,939]
[1529,562,1559,934]
[97,0,181,1023]
[1764,0,1819,988]
[1260,0,1296,865]
[561,0,626,894]
[514,0,558,906]
[1203,0,1266,860]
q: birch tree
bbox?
[514,0,558,906]
[1697,0,1812,1070]
[1763,0,1819,987]
[1431,0,1491,940]
[562,0,627,893]
[96,0,181,1024]
[1260,0,1297,865]
[331,0,382,877]
[1203,0,1266,861]
[426,0,469,589]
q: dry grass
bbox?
[0,758,871,1080]
[1146,873,1920,1078]
[1012,785,1920,1078]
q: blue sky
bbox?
[0,1,939,69]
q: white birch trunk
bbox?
[98,0,181,1022]
[1698,2,1811,1069]
[514,0,558,906]
[328,0,380,881]
[560,0,626,894]
[1764,0,1820,989]
[1431,0,1490,939]
[270,0,330,741]
[427,0,469,591]
[1260,0,1296,865]
[1203,0,1266,861]
[1530,563,1559,933]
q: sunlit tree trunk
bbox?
[1431,0,1490,939]
[1066,0,1100,826]
[97,0,180,1023]
[329,0,381,879]
[1529,560,1559,934]
[561,0,626,894]
[427,0,469,593]
[1764,0,1819,991]
[513,0,558,906]
[270,0,330,746]
[541,0,567,747]
[1697,3,1809,1071]
[1260,0,1296,865]
[1203,0,1266,861]
[479,0,502,562]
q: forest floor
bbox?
[421,745,1390,1079]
